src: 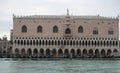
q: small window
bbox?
[59,21,61,23]
[22,25,27,33]
[53,26,58,33]
[34,20,36,23]
[37,26,42,33]
[48,21,50,23]
[19,20,21,23]
[93,27,98,35]
[102,21,104,23]
[98,22,100,25]
[108,23,110,25]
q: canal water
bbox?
[0,58,120,73]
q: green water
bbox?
[0,58,120,73]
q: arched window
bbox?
[53,26,58,33]
[78,26,83,33]
[15,48,19,54]
[37,26,42,33]
[65,28,71,34]
[22,25,27,33]
[108,28,114,35]
[93,27,98,35]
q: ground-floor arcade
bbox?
[13,48,119,58]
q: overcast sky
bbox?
[0,0,120,40]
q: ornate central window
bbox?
[65,28,71,34]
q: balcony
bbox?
[64,34,72,37]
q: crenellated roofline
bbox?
[13,14,119,20]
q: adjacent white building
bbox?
[0,36,12,57]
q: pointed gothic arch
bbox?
[89,49,93,57]
[21,48,26,55]
[107,49,112,56]
[15,48,19,55]
[76,49,81,56]
[46,49,51,56]
[93,27,98,35]
[53,26,58,33]
[78,26,83,33]
[33,49,38,57]
[39,48,44,56]
[27,49,32,57]
[37,25,42,33]
[95,49,99,57]
[65,28,71,34]
[52,49,57,56]
[108,27,114,35]
[58,49,63,56]
[101,49,106,57]
[22,25,27,32]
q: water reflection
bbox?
[0,58,120,73]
